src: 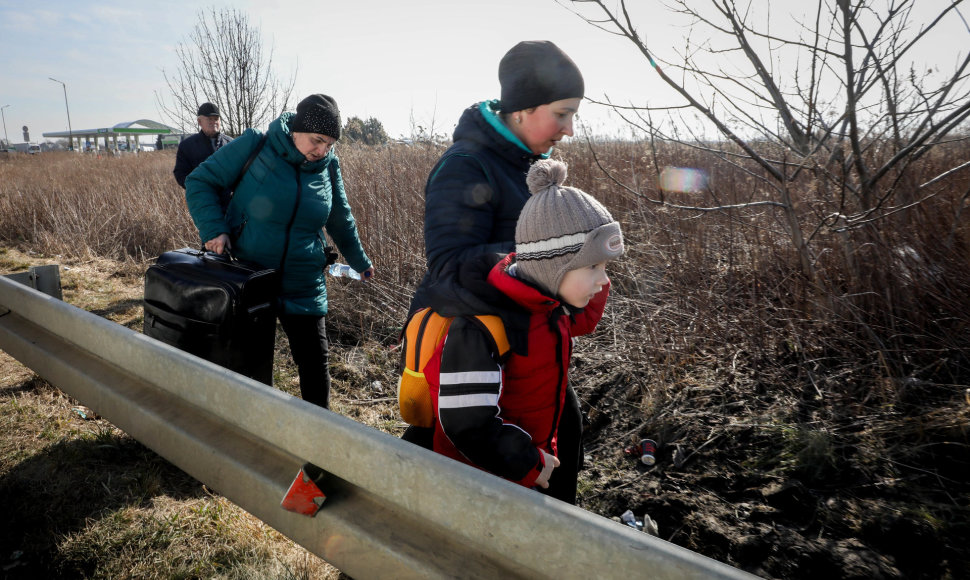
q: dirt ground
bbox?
[569,351,970,579]
[2,247,969,579]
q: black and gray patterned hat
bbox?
[514,159,623,296]
[290,94,341,139]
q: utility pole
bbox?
[0,104,9,149]
[49,77,74,151]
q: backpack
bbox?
[398,308,511,428]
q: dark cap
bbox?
[499,41,584,113]
[197,102,220,117]
[290,94,341,140]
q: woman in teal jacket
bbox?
[185,94,375,409]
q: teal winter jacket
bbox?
[185,112,372,316]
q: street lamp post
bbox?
[48,77,74,151]
[0,105,9,149]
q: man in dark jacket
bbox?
[173,102,233,208]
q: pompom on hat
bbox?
[514,159,624,297]
[499,41,584,113]
[290,94,341,139]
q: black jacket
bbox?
[423,253,532,356]
[173,130,233,188]
[409,100,544,313]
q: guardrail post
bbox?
[2,264,62,300]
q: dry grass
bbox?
[0,247,340,579]
[2,139,969,578]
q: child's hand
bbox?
[534,451,560,489]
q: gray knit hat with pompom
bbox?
[514,159,624,297]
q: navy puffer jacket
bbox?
[409,101,546,313]
[185,112,372,316]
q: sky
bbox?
[0,0,966,143]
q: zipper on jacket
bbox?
[231,215,248,244]
[277,168,303,276]
[546,312,567,447]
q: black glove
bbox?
[324,245,339,266]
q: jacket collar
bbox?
[270,112,335,172]
[451,102,546,168]
[486,254,561,314]
[478,101,552,159]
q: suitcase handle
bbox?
[200,246,239,264]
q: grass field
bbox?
[1,141,969,578]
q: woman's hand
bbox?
[534,451,560,489]
[361,266,376,281]
[205,234,231,255]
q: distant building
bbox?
[10,143,40,153]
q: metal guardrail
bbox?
[0,274,758,579]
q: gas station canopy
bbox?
[43,119,177,150]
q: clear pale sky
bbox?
[0,0,964,142]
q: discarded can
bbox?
[640,439,657,466]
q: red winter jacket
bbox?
[426,254,609,488]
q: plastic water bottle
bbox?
[328,263,361,280]
[620,510,644,532]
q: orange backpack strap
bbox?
[468,315,511,361]
[403,308,453,373]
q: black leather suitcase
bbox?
[143,248,279,385]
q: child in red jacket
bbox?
[424,159,624,497]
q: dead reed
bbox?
[2,137,969,577]
[2,142,968,390]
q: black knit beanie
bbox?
[290,94,341,139]
[499,41,585,113]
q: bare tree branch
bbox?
[563,0,970,286]
[156,7,296,137]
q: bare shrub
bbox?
[3,141,967,387]
[2,136,969,577]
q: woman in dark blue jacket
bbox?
[410,41,585,314]
[406,41,587,505]
[186,94,374,409]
